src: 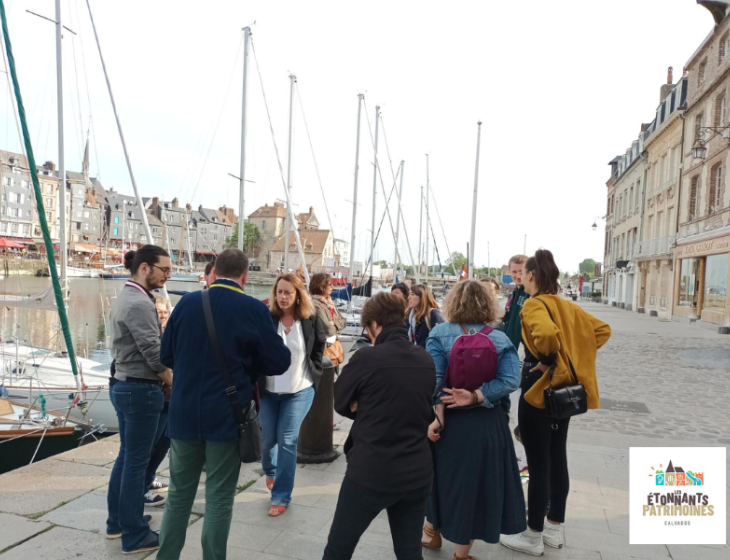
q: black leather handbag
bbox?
[535,298,588,429]
[202,289,262,463]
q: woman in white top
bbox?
[261,273,326,517]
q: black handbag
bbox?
[202,289,262,463]
[535,298,588,429]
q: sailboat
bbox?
[0,0,109,472]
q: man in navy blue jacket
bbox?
[157,249,291,560]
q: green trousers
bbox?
[158,439,241,560]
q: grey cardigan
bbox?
[111,282,167,381]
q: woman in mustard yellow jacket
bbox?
[500,249,611,557]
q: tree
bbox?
[375,260,390,268]
[579,259,596,280]
[446,251,468,269]
[224,223,260,254]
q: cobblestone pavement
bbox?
[569,302,730,444]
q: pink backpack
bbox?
[443,325,498,391]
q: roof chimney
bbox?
[43,161,56,171]
[172,197,179,208]
[309,206,313,214]
[667,66,673,85]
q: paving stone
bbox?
[231,498,333,536]
[39,491,170,535]
[0,513,51,552]
[322,454,347,474]
[563,526,671,558]
[0,459,112,517]
[179,517,283,552]
[52,435,120,467]
[666,544,730,560]
[264,529,397,560]
[0,525,130,560]
[563,505,611,533]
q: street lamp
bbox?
[591,215,605,231]
[692,125,730,160]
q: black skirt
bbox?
[428,405,527,544]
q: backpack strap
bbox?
[461,324,469,335]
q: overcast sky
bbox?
[0,0,717,273]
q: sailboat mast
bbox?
[237,26,250,252]
[284,73,296,272]
[417,186,423,284]
[348,94,363,284]
[424,154,431,284]
[468,121,482,279]
[394,160,404,280]
[369,106,379,282]
[55,0,67,282]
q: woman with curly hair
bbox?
[422,280,525,560]
[262,274,326,517]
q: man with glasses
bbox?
[106,245,173,555]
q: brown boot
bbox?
[421,522,442,549]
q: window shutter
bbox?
[689,177,698,219]
[715,97,723,127]
[695,113,703,136]
[721,38,726,62]
[709,166,717,213]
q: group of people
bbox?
[104,243,611,560]
[105,246,347,556]
[325,249,611,559]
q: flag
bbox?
[459,264,468,279]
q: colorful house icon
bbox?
[666,460,676,486]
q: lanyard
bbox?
[125,281,151,298]
[210,283,245,295]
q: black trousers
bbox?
[518,367,570,532]
[323,476,430,560]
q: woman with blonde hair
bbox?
[407,284,444,348]
[422,280,525,560]
[262,274,326,517]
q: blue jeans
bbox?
[106,381,164,551]
[145,406,170,490]
[259,386,315,506]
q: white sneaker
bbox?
[500,530,544,556]
[542,520,563,549]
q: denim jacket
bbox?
[425,322,520,408]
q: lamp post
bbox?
[691,125,730,160]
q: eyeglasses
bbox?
[151,264,172,275]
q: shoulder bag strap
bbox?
[201,289,249,429]
[534,297,579,384]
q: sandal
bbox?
[421,522,442,549]
[266,477,275,490]
[268,505,286,517]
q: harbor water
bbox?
[0,276,273,362]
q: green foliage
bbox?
[579,258,596,279]
[225,223,260,253]
[446,251,467,269]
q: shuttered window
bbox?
[715,95,725,127]
[720,33,729,63]
[695,112,704,137]
[699,59,707,85]
[689,176,699,220]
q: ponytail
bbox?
[525,249,561,295]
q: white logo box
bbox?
[630,447,726,545]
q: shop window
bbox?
[678,258,701,308]
[704,254,728,310]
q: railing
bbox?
[637,235,675,257]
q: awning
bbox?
[70,243,99,254]
[0,238,26,249]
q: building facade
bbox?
[606,134,646,310]
[636,74,688,320]
[675,5,730,333]
[0,151,34,242]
